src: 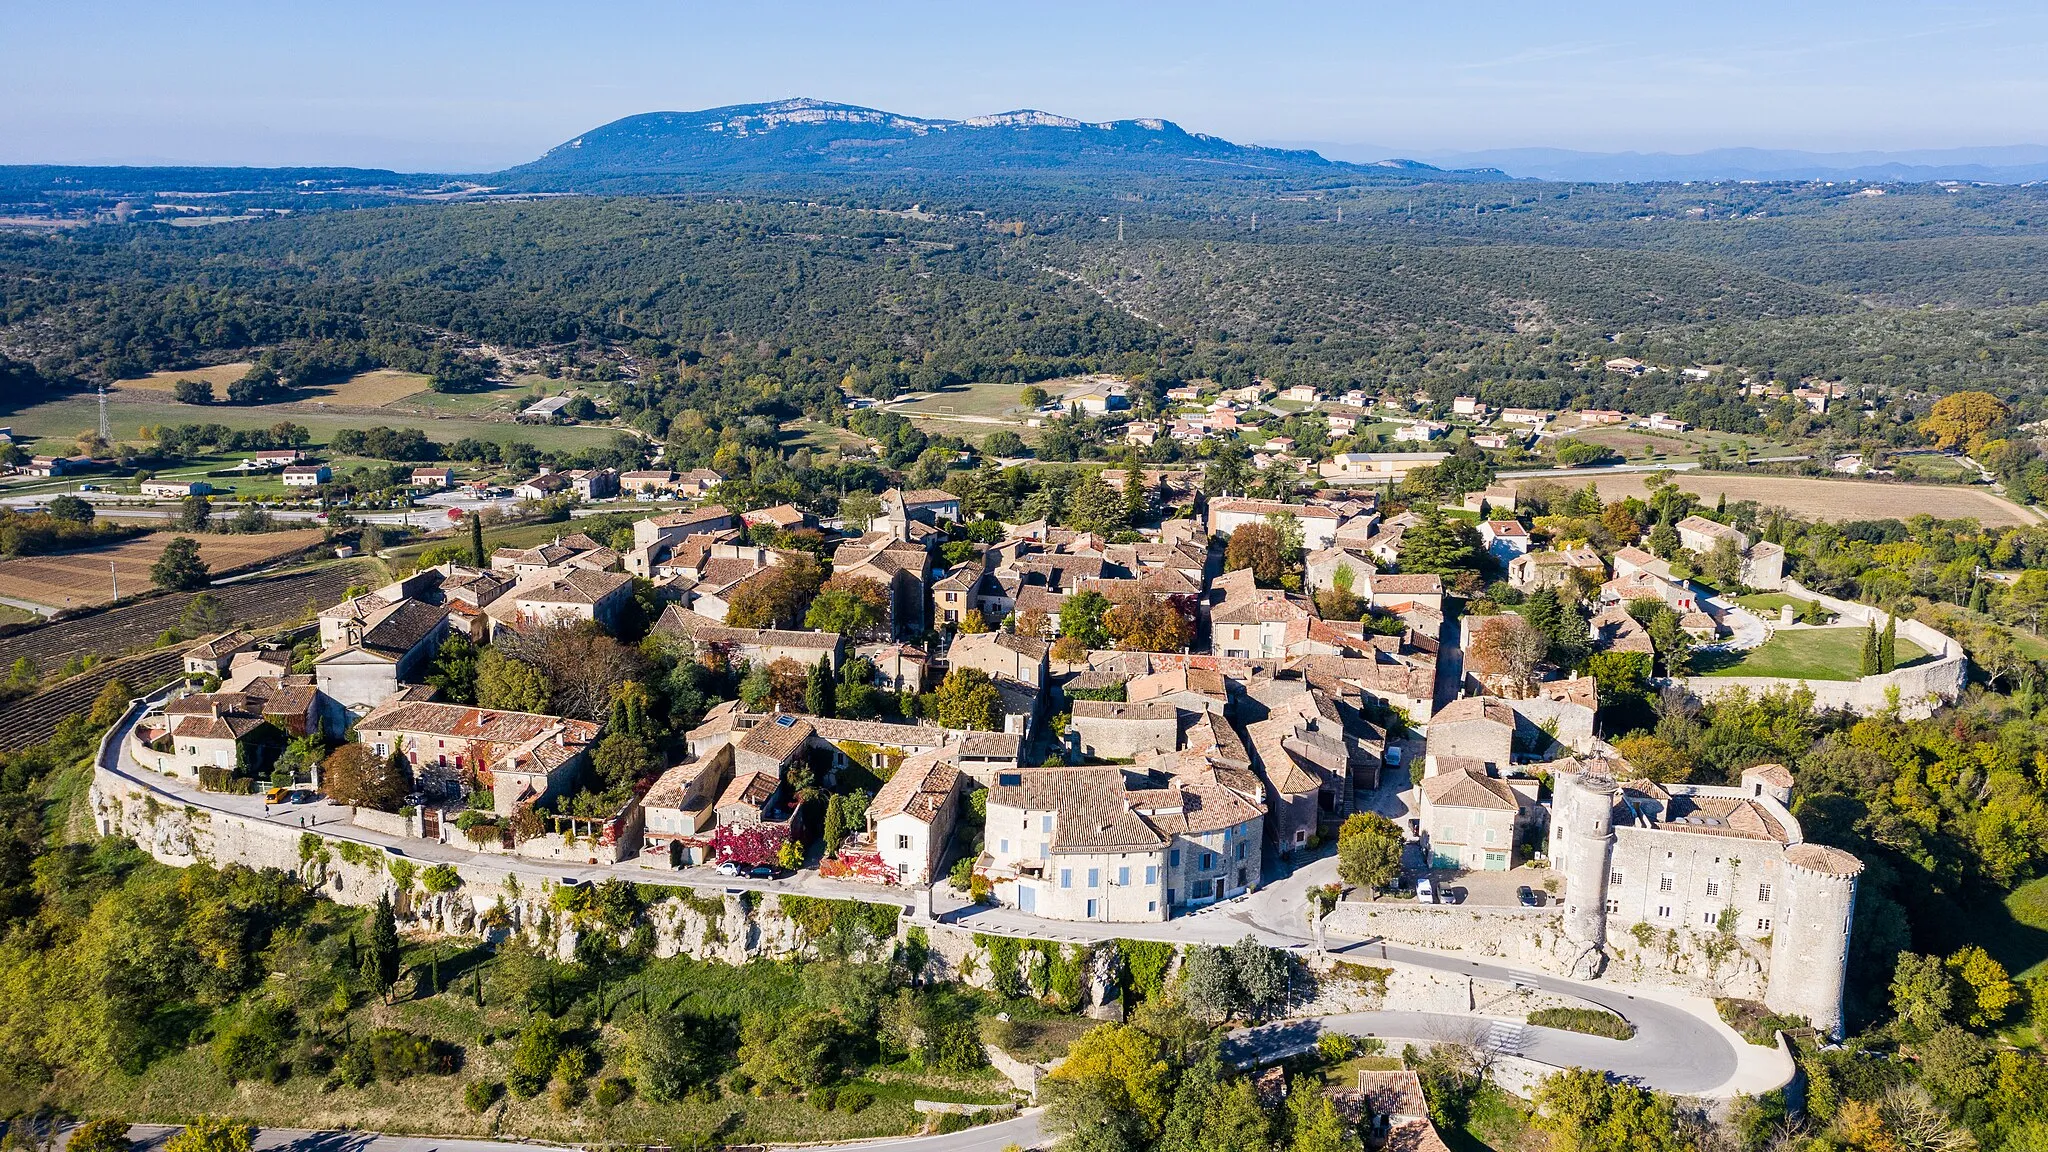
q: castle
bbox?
[1549,761,1861,1038]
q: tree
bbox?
[806,576,890,639]
[1051,634,1090,664]
[366,892,402,999]
[1396,506,1483,578]
[426,632,480,704]
[959,607,991,634]
[1064,472,1130,534]
[740,1009,847,1092]
[323,743,409,810]
[1045,1073,1151,1152]
[179,590,231,635]
[1531,1068,1689,1152]
[1020,385,1050,408]
[626,1009,724,1103]
[1104,594,1193,653]
[476,648,549,712]
[172,378,213,404]
[1177,945,1244,1022]
[929,667,1002,731]
[763,657,809,711]
[839,491,882,532]
[1946,945,2017,1029]
[150,536,211,591]
[1466,613,1548,697]
[1880,613,1899,674]
[725,556,826,629]
[500,621,647,720]
[468,513,486,567]
[175,494,212,532]
[1920,390,2010,451]
[1224,522,1286,585]
[1889,951,1955,1039]
[46,493,94,523]
[1288,1088,1364,1152]
[1861,622,1880,677]
[1337,813,1403,895]
[1229,936,1290,1020]
[507,1014,562,1098]
[592,733,658,791]
[1123,466,1151,523]
[165,1118,254,1152]
[805,656,836,717]
[88,677,133,728]
[823,793,847,857]
[1047,1022,1174,1133]
[1060,589,1113,650]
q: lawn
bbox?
[884,382,1034,420]
[1734,592,1806,613]
[1985,876,2048,982]
[1694,626,1928,680]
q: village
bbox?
[97,453,1964,1045]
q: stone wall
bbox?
[1676,582,1967,720]
[1321,899,1768,1000]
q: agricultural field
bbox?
[1567,425,1791,461]
[1509,469,2040,527]
[0,391,621,458]
[385,379,531,418]
[883,382,1036,423]
[0,528,327,611]
[114,366,433,407]
[1693,625,1928,681]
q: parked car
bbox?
[1440,887,1465,905]
[1384,745,1403,767]
[746,864,781,880]
[1415,877,1437,904]
[1517,885,1543,907]
[716,862,741,878]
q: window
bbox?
[1145,865,1158,884]
[1483,828,1495,844]
[1757,883,1773,903]
[1170,849,1181,867]
[1086,899,1099,918]
[1658,874,1674,893]
[1167,888,1177,905]
[1039,842,1049,859]
[1060,869,1072,889]
[1705,880,1720,898]
[373,742,388,757]
[1118,867,1130,886]
[1605,899,1620,913]
[999,839,1009,854]
[1236,842,1246,861]
[896,834,911,851]
[1610,870,1623,885]
[1148,901,1157,913]
[1041,815,1053,833]
[1656,905,1672,919]
[1087,868,1100,888]
[1200,852,1215,870]
[1703,912,1718,926]
[1756,918,1772,932]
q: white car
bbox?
[1415,877,1438,904]
[716,861,741,878]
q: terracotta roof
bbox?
[1210,498,1342,521]
[718,770,780,811]
[1786,843,1864,877]
[189,631,253,660]
[1370,573,1443,595]
[1431,696,1516,729]
[356,699,600,746]
[869,749,960,824]
[1422,766,1519,810]
[809,716,950,748]
[736,715,813,762]
[1745,763,1794,788]
[516,568,632,605]
[1072,700,1177,723]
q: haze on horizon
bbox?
[4,0,2045,172]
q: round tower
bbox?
[1741,763,1794,809]
[1558,770,1619,977]
[1767,843,1863,1040]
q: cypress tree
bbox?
[1861,623,1879,677]
[806,657,835,718]
[368,893,402,1000]
[1971,580,1988,614]
[468,513,486,567]
[823,793,846,858]
[1881,614,1898,673]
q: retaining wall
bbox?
[1321,899,1769,1000]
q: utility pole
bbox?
[1250,212,1258,232]
[109,561,118,602]
[1117,214,1124,244]
[96,383,110,442]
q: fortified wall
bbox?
[1676,581,1967,720]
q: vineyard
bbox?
[0,560,370,668]
[0,644,191,751]
[0,528,330,612]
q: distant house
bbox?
[1574,409,1628,426]
[252,448,304,467]
[1452,396,1485,416]
[282,464,331,487]
[141,479,210,498]
[513,472,570,501]
[620,469,679,498]
[1069,391,1128,415]
[1499,408,1551,427]
[1283,385,1320,403]
[521,395,573,420]
[1605,358,1651,376]
[742,503,810,531]
[411,467,454,489]
[1645,412,1691,432]
[1477,519,1530,563]
[1319,452,1450,481]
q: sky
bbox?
[4,0,2046,171]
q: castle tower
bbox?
[1741,763,1794,809]
[1767,843,1863,1039]
[1556,770,1619,978]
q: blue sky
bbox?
[4,0,2045,170]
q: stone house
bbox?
[862,747,963,885]
[1419,762,1539,871]
[1424,696,1516,775]
[946,630,1051,689]
[1071,700,1179,760]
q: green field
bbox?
[1734,592,1808,613]
[386,380,534,418]
[884,382,1033,420]
[1694,626,1928,680]
[0,394,623,455]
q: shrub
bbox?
[550,1078,584,1111]
[508,1016,563,1098]
[593,1077,630,1108]
[1527,1006,1634,1040]
[421,863,462,893]
[464,1081,501,1114]
[837,1085,875,1113]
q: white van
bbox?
[1415,877,1437,904]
